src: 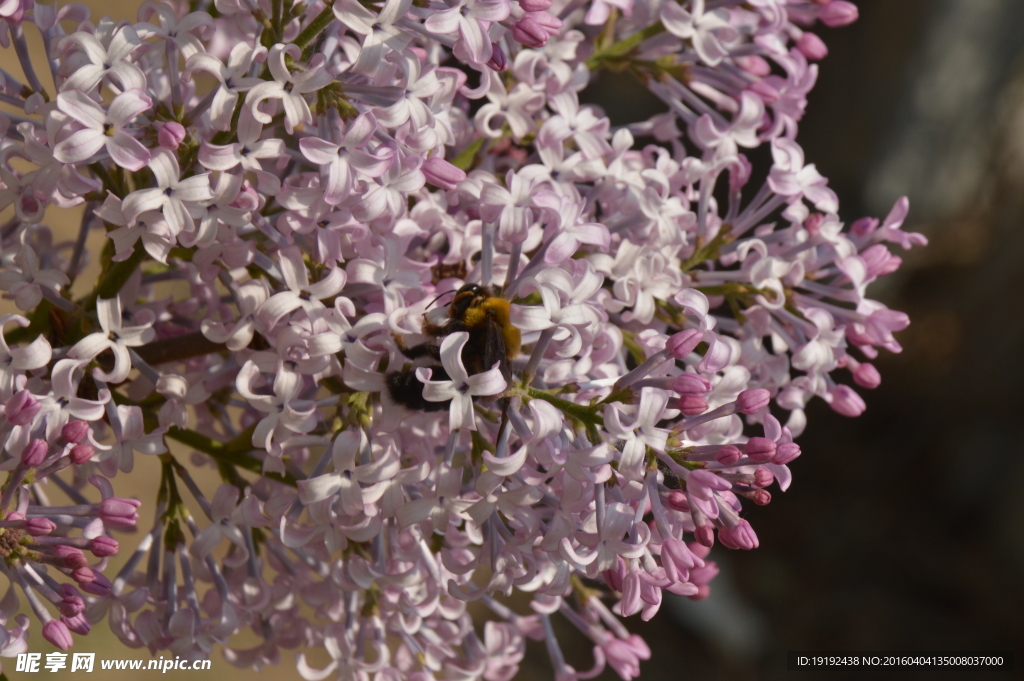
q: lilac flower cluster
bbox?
[0,0,924,677]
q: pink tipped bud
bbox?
[715,445,742,466]
[69,444,95,465]
[89,536,119,557]
[735,55,771,76]
[796,32,828,60]
[158,121,186,149]
[677,395,708,416]
[775,442,801,465]
[21,438,48,467]
[744,437,777,463]
[746,79,779,104]
[5,389,41,425]
[750,489,772,506]
[42,619,73,651]
[804,211,826,235]
[736,388,770,414]
[98,498,141,528]
[819,0,858,27]
[695,525,715,548]
[719,519,759,550]
[61,420,90,444]
[852,362,881,389]
[602,568,623,592]
[56,546,88,570]
[486,42,508,71]
[511,17,549,48]
[6,512,24,521]
[753,468,774,488]
[665,490,690,512]
[828,384,865,417]
[519,0,551,10]
[26,517,56,536]
[672,373,712,396]
[59,591,85,618]
[422,156,467,190]
[80,571,112,597]
[62,612,91,635]
[666,329,702,360]
[72,566,95,584]
[851,216,878,236]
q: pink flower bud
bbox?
[861,244,901,278]
[99,498,141,528]
[718,519,758,549]
[672,373,712,396]
[158,121,186,149]
[72,566,95,584]
[6,512,24,521]
[746,79,779,104]
[775,442,801,465]
[735,55,771,76]
[511,17,548,48]
[61,420,89,444]
[736,388,770,414]
[80,571,112,597]
[486,41,508,71]
[42,619,73,651]
[819,0,858,27]
[519,0,551,11]
[744,437,776,463]
[796,32,828,60]
[695,525,715,548]
[62,612,91,635]
[21,438,48,467]
[56,546,88,570]
[676,395,708,416]
[90,536,119,557]
[666,329,702,360]
[665,490,689,512]
[750,489,771,506]
[804,211,825,235]
[852,362,881,389]
[851,216,878,236]
[5,389,40,425]
[828,384,865,417]
[715,445,742,465]
[69,445,95,465]
[753,468,774,488]
[59,590,85,617]
[602,567,623,593]
[422,157,467,190]
[26,517,56,536]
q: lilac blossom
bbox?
[0,1,921,678]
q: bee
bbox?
[386,283,521,412]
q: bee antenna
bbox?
[427,290,457,310]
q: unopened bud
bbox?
[158,121,186,149]
[61,420,89,444]
[519,0,551,10]
[422,156,467,190]
[21,438,48,467]
[852,362,881,389]
[775,442,801,465]
[90,536,119,557]
[72,566,95,584]
[511,17,548,48]
[750,489,772,505]
[26,517,56,536]
[672,373,712,396]
[753,468,774,488]
[42,620,73,651]
[666,329,702,360]
[5,389,40,426]
[56,546,88,570]
[63,612,91,635]
[850,216,878,236]
[677,395,708,416]
[736,388,770,414]
[695,525,715,548]
[715,445,742,465]
[828,384,865,417]
[819,0,858,27]
[796,32,828,60]
[486,42,508,71]
[70,444,95,465]
[744,437,777,463]
[665,490,689,512]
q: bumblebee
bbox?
[386,284,521,412]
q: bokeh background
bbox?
[3,0,1023,679]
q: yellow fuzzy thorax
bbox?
[462,298,521,359]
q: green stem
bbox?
[585,20,666,71]
[297,2,336,59]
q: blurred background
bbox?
[3,0,1024,679]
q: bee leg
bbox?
[395,334,442,362]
